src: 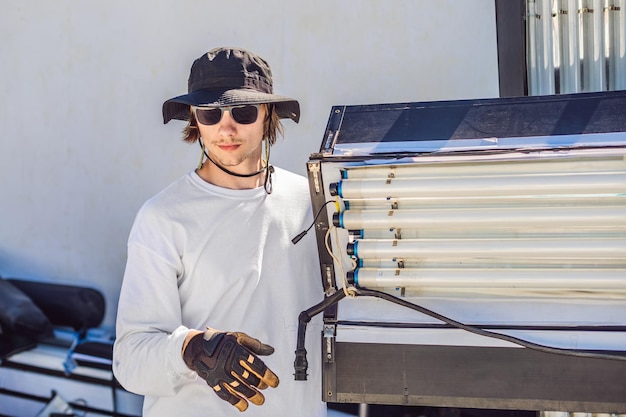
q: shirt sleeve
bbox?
[113,229,196,396]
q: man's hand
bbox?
[182,328,279,412]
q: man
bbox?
[113,47,326,417]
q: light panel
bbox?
[331,152,626,298]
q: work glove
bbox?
[182,328,279,412]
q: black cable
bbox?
[294,290,346,380]
[293,285,626,381]
[355,288,626,361]
[336,320,626,332]
[293,287,626,380]
[291,200,336,244]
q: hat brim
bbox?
[162,88,300,124]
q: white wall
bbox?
[0,0,499,331]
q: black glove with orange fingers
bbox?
[182,328,279,412]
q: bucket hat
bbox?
[162,47,300,124]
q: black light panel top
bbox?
[316,90,626,158]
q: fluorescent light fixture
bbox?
[331,152,626,298]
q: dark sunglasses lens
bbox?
[196,108,223,125]
[231,105,259,124]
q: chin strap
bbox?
[198,139,274,194]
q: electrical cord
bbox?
[354,287,626,361]
[294,290,347,380]
[291,200,337,244]
[325,225,358,297]
[294,285,626,379]
[336,320,626,332]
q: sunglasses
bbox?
[193,104,261,126]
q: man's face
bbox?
[197,104,267,172]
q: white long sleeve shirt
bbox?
[113,168,326,417]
